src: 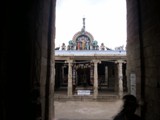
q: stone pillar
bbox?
[114,64,118,92]
[65,60,73,97]
[105,66,108,85]
[90,64,94,85]
[62,66,64,85]
[116,60,126,98]
[92,60,101,99]
[72,65,76,85]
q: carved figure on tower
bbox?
[68,40,75,50]
[77,42,80,50]
[100,43,105,50]
[61,43,66,50]
[82,39,86,50]
[92,40,98,50]
[86,41,89,50]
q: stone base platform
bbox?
[54,94,119,102]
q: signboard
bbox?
[130,73,136,96]
[77,90,91,95]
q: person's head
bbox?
[122,94,139,115]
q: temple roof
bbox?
[55,50,126,57]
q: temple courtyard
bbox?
[54,99,123,120]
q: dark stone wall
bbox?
[140,1,160,120]
[0,0,56,120]
[127,0,160,119]
[1,1,34,119]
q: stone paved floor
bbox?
[54,99,123,120]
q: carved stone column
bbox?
[72,65,76,85]
[92,60,101,99]
[105,66,108,85]
[116,60,126,98]
[72,65,76,93]
[61,66,65,86]
[65,60,73,97]
[90,64,94,85]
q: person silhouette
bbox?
[113,94,141,120]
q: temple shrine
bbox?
[54,18,127,99]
